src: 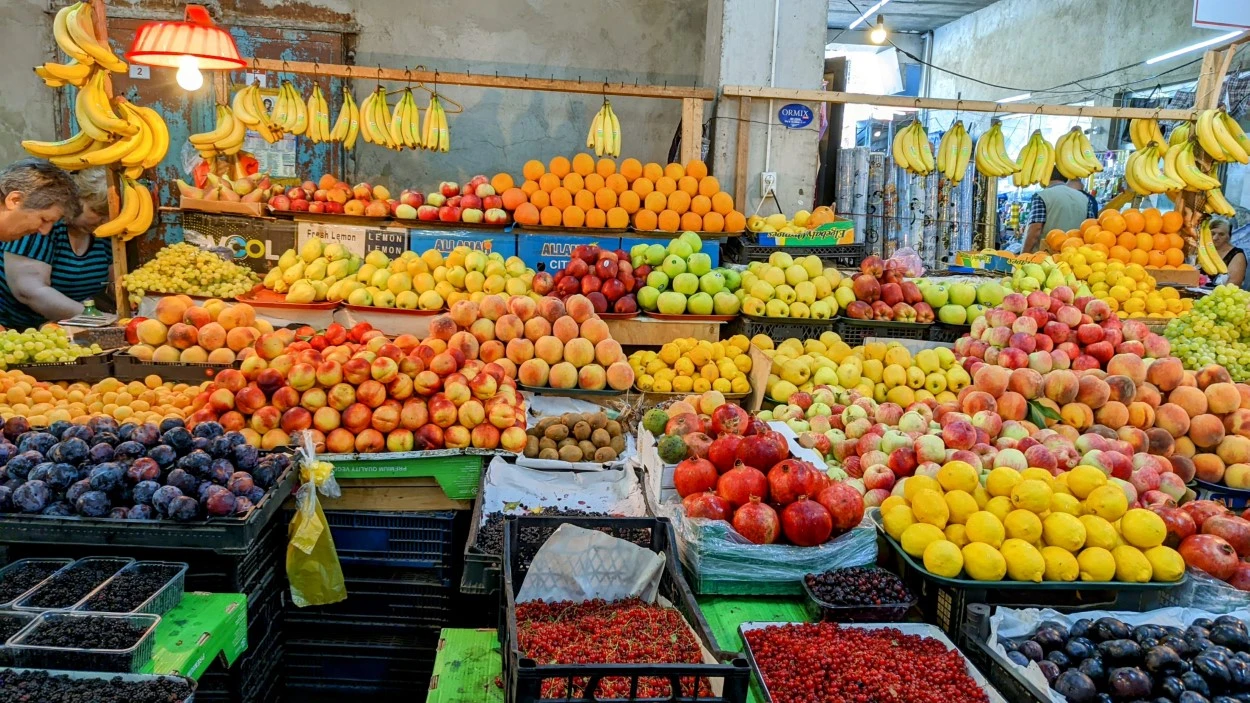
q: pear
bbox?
[347,288,372,306]
[324,243,348,261]
[300,238,324,263]
[326,259,351,280]
[281,260,306,285]
[346,254,362,275]
[326,280,345,302]
[304,259,327,281]
[365,250,390,269]
[286,280,316,304]
[263,268,282,289]
[355,263,377,283]
[1044,267,1066,290]
[277,249,299,271]
[311,280,329,301]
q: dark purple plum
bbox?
[48,421,71,438]
[0,485,11,512]
[151,485,183,516]
[132,480,159,505]
[208,436,230,458]
[107,507,129,519]
[61,424,93,443]
[77,490,112,517]
[176,450,212,476]
[226,472,254,496]
[208,459,233,485]
[91,432,118,447]
[197,482,219,501]
[40,501,72,517]
[231,445,258,471]
[113,441,145,461]
[87,416,118,435]
[251,465,276,490]
[126,504,155,520]
[0,443,15,466]
[223,431,247,448]
[233,495,254,515]
[88,465,122,493]
[167,495,199,521]
[165,469,198,497]
[66,479,92,505]
[159,418,185,433]
[28,462,53,483]
[87,443,114,464]
[4,452,39,480]
[117,423,135,441]
[131,423,161,447]
[146,445,176,468]
[17,432,56,455]
[13,480,49,513]
[3,416,30,441]
[192,421,224,440]
[48,437,89,464]
[191,437,211,453]
[161,427,193,454]
[267,453,293,472]
[245,485,265,504]
[46,463,77,492]
[204,489,236,516]
[125,458,160,484]
[3,478,21,492]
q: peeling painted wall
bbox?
[0,0,60,166]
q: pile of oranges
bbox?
[1044,207,1192,270]
[494,154,746,233]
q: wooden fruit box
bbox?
[179,197,267,218]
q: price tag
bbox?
[129,65,150,80]
[365,228,407,259]
[297,222,366,256]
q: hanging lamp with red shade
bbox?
[125,5,245,90]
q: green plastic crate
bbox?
[696,596,808,703]
[426,628,504,703]
[326,450,485,501]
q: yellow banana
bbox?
[78,71,135,137]
[66,3,125,72]
[388,90,407,148]
[1177,141,1222,191]
[892,122,910,171]
[247,86,279,144]
[1169,122,1192,146]
[48,141,104,171]
[232,85,259,126]
[437,98,449,152]
[131,105,169,169]
[94,179,141,238]
[189,105,235,146]
[607,100,621,157]
[21,131,94,158]
[1073,129,1102,173]
[1196,222,1220,274]
[41,60,91,86]
[289,83,309,136]
[1196,109,1229,161]
[1205,218,1228,274]
[1206,187,1237,217]
[53,3,93,66]
[588,103,604,151]
[1215,110,1250,164]
[124,180,154,238]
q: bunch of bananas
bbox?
[891,121,936,176]
[386,89,424,150]
[359,88,396,149]
[423,94,450,153]
[1164,140,1220,192]
[271,81,309,136]
[1054,127,1104,179]
[34,61,91,89]
[189,105,246,160]
[52,2,125,74]
[1012,130,1054,187]
[23,99,167,177]
[1204,188,1237,217]
[587,99,621,157]
[1128,118,1167,151]
[303,85,332,143]
[973,120,1021,178]
[1124,143,1182,196]
[936,121,973,184]
[1196,218,1230,276]
[231,83,284,144]
[1169,122,1191,146]
[93,177,153,241]
[328,88,360,150]
[1196,108,1250,164]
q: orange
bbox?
[540,206,562,226]
[529,189,551,209]
[549,156,571,178]
[1117,232,1137,250]
[513,203,540,226]
[604,174,628,194]
[1161,210,1183,233]
[491,173,515,194]
[584,173,605,193]
[539,173,560,192]
[1095,230,1116,249]
[655,176,677,196]
[642,162,663,182]
[632,178,654,197]
[562,205,585,228]
[1110,245,1132,262]
[1101,212,1126,235]
[686,160,708,180]
[501,188,528,210]
[664,163,685,180]
[551,187,573,211]
[690,195,712,216]
[1061,238,1082,251]
[1080,218,1099,233]
[618,190,641,214]
[1148,250,1167,267]
[1130,249,1149,265]
[620,158,643,182]
[677,176,699,196]
[1123,209,1144,234]
[563,173,584,195]
[724,211,746,232]
[634,209,658,231]
[644,191,667,213]
[596,158,616,178]
[668,191,691,214]
[657,210,681,232]
[1082,227,1098,244]
[698,176,721,197]
[595,188,617,210]
[711,192,734,215]
[1167,233,1185,250]
[573,189,595,212]
[1166,248,1184,266]
[606,207,629,228]
[702,211,725,232]
[1045,229,1068,250]
[1153,233,1171,251]
[1089,243,1109,257]
[522,160,545,181]
[571,153,595,177]
[521,179,540,196]
[680,212,703,231]
[585,208,606,228]
[1143,208,1163,234]
[1136,233,1154,251]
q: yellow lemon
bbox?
[882,505,916,540]
[986,467,1022,497]
[972,485,991,509]
[1020,468,1055,486]
[1079,515,1121,550]
[1085,485,1128,522]
[901,523,946,557]
[1120,508,1166,549]
[1112,545,1153,583]
[1041,546,1080,582]
[1004,510,1043,542]
[965,511,1005,549]
[1077,547,1117,582]
[944,490,979,525]
[1043,512,1088,552]
[880,496,907,514]
[1050,493,1084,516]
[937,461,979,493]
[1144,545,1186,582]
[903,475,942,501]
[944,524,969,548]
[1011,479,1053,513]
[924,540,965,578]
[911,489,950,528]
[1001,538,1045,582]
[962,543,1007,581]
[985,496,1014,523]
[1067,466,1108,499]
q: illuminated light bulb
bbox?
[869,15,888,45]
[176,55,203,91]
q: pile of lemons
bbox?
[879,461,1185,584]
[629,335,753,394]
[1054,247,1194,318]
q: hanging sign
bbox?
[778,103,814,129]
[1193,0,1250,29]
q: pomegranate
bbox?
[737,435,783,471]
[807,469,832,497]
[781,498,833,546]
[767,459,817,506]
[710,403,750,436]
[1202,514,1250,557]
[1148,505,1196,548]
[665,413,704,437]
[1229,562,1250,592]
[1181,499,1230,529]
[1178,533,1240,580]
[717,461,769,508]
[765,431,790,460]
[744,418,768,436]
[682,432,713,460]
[732,496,779,544]
[707,435,744,473]
[816,483,866,532]
[673,458,718,498]
[682,491,732,521]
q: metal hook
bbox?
[404,67,411,84]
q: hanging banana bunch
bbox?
[891,120,935,176]
[1053,127,1104,179]
[359,87,399,149]
[328,87,360,150]
[188,105,246,160]
[34,60,92,88]
[72,70,138,143]
[1124,142,1184,196]
[1204,188,1237,217]
[1196,218,1230,276]
[388,89,424,150]
[52,2,126,73]
[936,121,972,184]
[231,83,283,144]
[1129,118,1166,151]
[1168,122,1191,146]
[269,81,308,136]
[93,177,153,241]
[23,99,168,173]
[587,98,621,158]
[303,85,331,143]
[1195,108,1250,164]
[422,93,449,153]
[1012,130,1055,188]
[973,121,1020,179]
[1164,140,1220,192]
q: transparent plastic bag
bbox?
[890,247,925,277]
[1156,567,1250,613]
[286,432,345,607]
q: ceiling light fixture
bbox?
[848,0,892,30]
[1145,30,1244,64]
[869,15,888,45]
[126,5,245,91]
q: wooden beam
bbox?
[92,1,129,317]
[244,58,714,100]
[680,98,703,165]
[721,86,1197,121]
[734,97,751,206]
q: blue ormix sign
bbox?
[778,103,814,129]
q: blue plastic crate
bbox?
[322,510,456,569]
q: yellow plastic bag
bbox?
[287,480,347,607]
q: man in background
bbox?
[1022,167,1099,253]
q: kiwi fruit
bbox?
[606,420,622,437]
[539,437,557,451]
[578,440,597,458]
[544,424,569,441]
[535,417,558,432]
[558,437,577,450]
[590,428,611,448]
[609,434,626,454]
[572,421,591,441]
[538,447,560,460]
[558,445,584,462]
[589,414,608,430]
[561,413,580,426]
[594,446,618,462]
[524,436,539,457]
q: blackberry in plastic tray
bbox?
[477,507,652,566]
[23,616,147,651]
[79,565,182,613]
[0,668,193,703]
[20,560,127,609]
[0,614,31,642]
[0,562,64,603]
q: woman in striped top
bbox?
[0,168,113,330]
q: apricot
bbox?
[136,319,168,347]
[179,346,208,363]
[152,345,180,363]
[1127,401,1155,430]
[207,348,236,364]
[1146,357,1185,391]
[1154,403,1191,438]
[1174,436,1196,458]
[1094,401,1128,430]
[1189,413,1227,449]
[1169,385,1208,418]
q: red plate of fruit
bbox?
[342,304,443,316]
[236,287,338,310]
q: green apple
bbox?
[976,281,1004,306]
[834,286,856,309]
[948,282,975,307]
[813,366,838,386]
[347,288,372,306]
[646,270,670,291]
[396,291,419,309]
[966,304,986,324]
[645,244,667,266]
[721,268,741,291]
[631,243,649,260]
[764,299,789,317]
[657,291,688,314]
[667,239,693,259]
[937,304,967,324]
[923,283,949,308]
[749,280,775,301]
[637,286,661,310]
[679,230,702,253]
[373,290,396,308]
[661,254,687,278]
[699,271,725,295]
[687,292,714,315]
[712,291,740,315]
[672,272,699,295]
[687,252,712,276]
[632,254,645,268]
[811,300,832,319]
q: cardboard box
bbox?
[408,228,518,258]
[1146,267,1201,286]
[179,196,266,218]
[753,217,855,247]
[517,233,622,273]
[620,236,720,267]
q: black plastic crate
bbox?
[500,515,750,703]
[323,510,456,570]
[11,350,114,383]
[836,317,931,346]
[725,316,839,343]
[285,679,417,701]
[284,624,439,688]
[928,322,969,344]
[724,236,869,268]
[288,566,451,627]
[960,619,1050,703]
[462,467,499,596]
[112,351,239,383]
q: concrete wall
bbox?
[0,0,60,166]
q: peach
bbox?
[1060,402,1093,430]
[1169,455,1196,482]
[1074,374,1109,409]
[488,402,517,430]
[506,338,535,365]
[429,314,458,341]
[232,302,256,327]
[549,361,578,389]
[427,395,458,428]
[227,327,259,353]
[518,317,548,344]
[183,305,212,328]
[534,336,564,365]
[1193,452,1226,483]
[180,346,208,363]
[479,295,508,321]
[1177,370,1198,387]
[1146,427,1175,457]
[1225,408,1250,438]
[1169,385,1208,417]
[507,295,537,321]
[270,386,300,413]
[444,379,471,407]
[960,390,997,415]
[1128,401,1155,430]
[448,331,480,361]
[400,398,428,430]
[1006,368,1043,399]
[1094,401,1128,429]
[458,399,486,428]
[500,425,528,453]
[469,318,497,344]
[387,373,414,401]
[1102,375,1135,405]
[1155,403,1191,438]
[594,339,623,366]
[154,297,189,326]
[166,323,198,350]
[216,305,246,331]
[1135,382,1162,409]
[1237,384,1250,409]
[197,322,227,351]
[1217,435,1250,465]
[129,343,155,361]
[972,364,1010,397]
[1197,364,1233,389]
[1207,382,1242,415]
[495,314,524,342]
[495,357,517,379]
[1118,425,1149,453]
[471,423,501,450]
[997,391,1027,421]
[552,316,580,343]
[450,300,480,328]
[152,345,181,363]
[1174,436,1196,458]
[537,296,566,323]
[565,294,595,323]
[518,358,550,387]
[479,340,506,364]
[606,361,635,390]
[1146,357,1185,391]
[564,338,595,368]
[1037,398,1062,426]
[1107,354,1147,386]
[1189,413,1227,448]
[578,363,607,390]
[136,319,168,346]
[207,348,236,364]
[580,318,610,345]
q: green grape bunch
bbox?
[1165,284,1250,381]
[123,243,259,305]
[0,327,102,369]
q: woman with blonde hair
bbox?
[0,167,116,329]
